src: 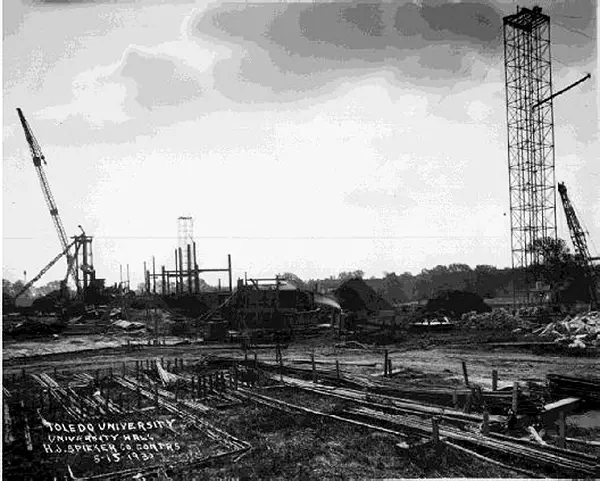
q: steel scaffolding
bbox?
[503,6,557,302]
[177,216,194,293]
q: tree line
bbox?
[281,238,596,306]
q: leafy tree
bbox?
[278,273,307,289]
[338,270,364,281]
[530,237,589,305]
[382,272,408,304]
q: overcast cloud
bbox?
[3,0,598,287]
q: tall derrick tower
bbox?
[503,6,556,303]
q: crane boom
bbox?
[16,108,79,290]
[14,238,78,300]
[557,182,598,309]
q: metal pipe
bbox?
[161,265,166,296]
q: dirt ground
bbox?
[3,330,599,480]
[4,331,599,386]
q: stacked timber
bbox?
[238,385,598,478]
[547,374,600,404]
[371,384,543,416]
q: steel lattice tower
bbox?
[177,216,194,262]
[503,6,557,298]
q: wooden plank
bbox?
[236,388,407,439]
[444,440,545,478]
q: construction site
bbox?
[3,4,600,480]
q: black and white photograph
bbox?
[2,0,599,479]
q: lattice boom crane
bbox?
[16,108,79,291]
[557,182,598,309]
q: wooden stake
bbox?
[463,392,472,414]
[387,359,393,376]
[311,353,317,384]
[431,417,440,444]
[279,351,284,382]
[482,408,490,435]
[492,370,498,391]
[461,361,469,387]
[336,360,340,380]
[512,382,519,414]
[384,350,389,377]
[558,411,566,449]
[137,386,141,409]
[452,390,459,409]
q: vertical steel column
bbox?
[152,256,156,294]
[161,266,166,296]
[193,242,199,294]
[178,247,184,295]
[174,249,179,295]
[187,244,193,294]
[144,261,148,293]
[228,254,233,293]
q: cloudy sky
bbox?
[2,0,598,288]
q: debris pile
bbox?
[459,309,531,331]
[534,311,600,348]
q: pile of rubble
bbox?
[459,308,532,331]
[534,311,600,348]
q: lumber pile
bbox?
[371,383,543,415]
[460,309,533,331]
[267,374,505,427]
[349,406,598,477]
[535,311,600,348]
[238,385,598,478]
[547,374,600,404]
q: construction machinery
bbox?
[16,108,101,303]
[16,108,81,291]
[14,233,82,300]
[557,182,599,310]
